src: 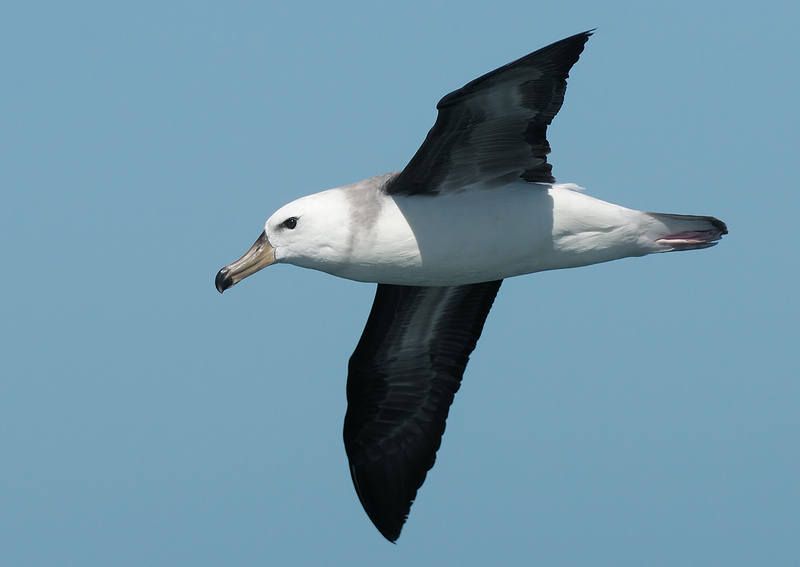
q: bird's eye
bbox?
[281,217,298,230]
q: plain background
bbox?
[2,1,798,565]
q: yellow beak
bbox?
[215,231,275,293]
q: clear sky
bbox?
[2,1,798,565]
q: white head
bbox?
[215,189,353,292]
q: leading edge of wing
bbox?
[344,281,503,541]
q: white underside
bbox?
[308,182,677,286]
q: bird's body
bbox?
[272,174,723,286]
[215,30,727,542]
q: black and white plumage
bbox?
[215,31,727,542]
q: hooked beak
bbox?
[215,231,275,293]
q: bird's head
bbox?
[215,189,353,293]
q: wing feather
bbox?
[344,281,502,541]
[387,30,593,196]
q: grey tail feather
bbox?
[652,212,728,236]
[647,212,728,251]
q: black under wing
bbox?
[344,281,502,541]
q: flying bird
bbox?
[215,30,727,542]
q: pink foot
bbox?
[657,230,721,250]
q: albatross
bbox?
[215,30,727,542]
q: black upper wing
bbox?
[387,30,592,196]
[344,281,502,541]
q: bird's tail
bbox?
[647,212,728,251]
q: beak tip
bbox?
[215,268,233,293]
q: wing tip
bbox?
[436,29,595,109]
[349,462,411,542]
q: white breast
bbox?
[328,182,657,286]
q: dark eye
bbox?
[281,217,298,230]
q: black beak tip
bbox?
[215,268,233,293]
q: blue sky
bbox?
[2,1,798,565]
